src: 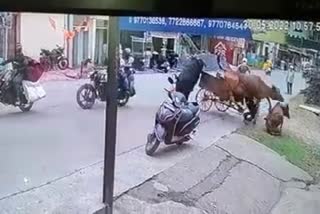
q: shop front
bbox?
[119,17,252,63]
[0,13,19,60]
[208,36,246,65]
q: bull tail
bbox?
[267,97,272,112]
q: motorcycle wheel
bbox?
[57,57,69,70]
[117,90,130,107]
[145,133,161,156]
[76,84,96,109]
[19,103,33,112]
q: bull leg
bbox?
[253,101,260,125]
[229,91,236,103]
[279,121,283,136]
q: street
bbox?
[0,70,306,210]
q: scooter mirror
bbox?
[168,77,174,84]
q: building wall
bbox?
[0,13,18,60]
[20,13,65,59]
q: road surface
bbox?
[0,70,305,200]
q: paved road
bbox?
[269,69,306,101]
[0,70,305,200]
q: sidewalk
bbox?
[97,133,319,214]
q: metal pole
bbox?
[102,16,119,214]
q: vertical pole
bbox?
[102,16,119,214]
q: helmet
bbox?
[242,58,248,63]
[124,48,131,54]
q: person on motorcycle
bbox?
[0,44,29,104]
[238,58,251,74]
[119,48,135,96]
[122,48,134,66]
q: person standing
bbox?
[286,65,295,95]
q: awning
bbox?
[131,36,146,43]
[147,31,180,39]
[252,31,287,44]
[119,17,252,40]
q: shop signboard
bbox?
[119,17,252,40]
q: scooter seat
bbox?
[188,102,200,115]
[178,108,193,123]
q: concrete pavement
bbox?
[103,133,317,214]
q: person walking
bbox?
[286,65,295,95]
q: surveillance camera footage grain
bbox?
[0,13,319,214]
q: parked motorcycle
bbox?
[40,45,69,71]
[145,77,200,156]
[150,51,170,73]
[76,65,135,109]
[132,55,145,71]
[0,62,46,112]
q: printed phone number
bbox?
[129,17,248,30]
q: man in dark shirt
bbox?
[1,44,28,104]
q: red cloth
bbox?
[26,61,45,82]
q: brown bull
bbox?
[264,102,290,136]
[223,69,284,111]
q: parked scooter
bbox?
[145,77,200,156]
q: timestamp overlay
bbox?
[247,20,320,32]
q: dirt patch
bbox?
[238,94,320,183]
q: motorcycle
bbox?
[40,45,69,71]
[132,55,145,71]
[145,77,200,156]
[76,65,135,109]
[0,62,46,112]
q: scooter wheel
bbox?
[145,133,161,156]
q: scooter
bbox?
[145,77,200,156]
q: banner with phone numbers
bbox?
[119,16,252,39]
